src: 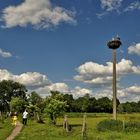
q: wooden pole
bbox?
[0,111,2,120]
[0,111,3,123]
[113,49,117,120]
[63,115,69,132]
[81,113,87,137]
[123,120,125,130]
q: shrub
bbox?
[97,119,123,131]
[125,121,140,132]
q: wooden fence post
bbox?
[123,120,125,130]
[81,113,87,138]
[63,115,69,132]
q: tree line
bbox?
[0,80,140,123]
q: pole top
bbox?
[107,36,122,49]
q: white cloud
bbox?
[0,69,50,87]
[15,72,50,86]
[0,69,13,80]
[33,83,140,102]
[33,82,69,97]
[71,86,92,98]
[117,86,140,102]
[126,85,140,94]
[68,85,140,102]
[1,0,76,29]
[32,86,51,97]
[48,83,69,93]
[0,48,12,58]
[74,59,140,85]
[1,68,140,103]
[83,87,125,101]
[100,0,123,11]
[128,43,140,56]
[124,1,140,12]
[117,89,127,98]
[91,86,140,103]
[32,84,92,98]
[98,0,140,18]
[82,76,113,86]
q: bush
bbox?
[97,119,123,131]
[125,121,140,132]
[97,119,140,132]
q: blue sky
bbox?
[0,0,140,102]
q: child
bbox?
[12,112,18,126]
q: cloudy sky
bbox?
[0,0,140,102]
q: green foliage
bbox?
[88,97,97,112]
[28,92,46,112]
[73,94,90,112]
[0,118,14,140]
[118,102,139,113]
[26,104,38,114]
[63,94,74,112]
[0,80,27,101]
[45,91,67,124]
[96,97,112,113]
[125,121,140,132]
[10,97,27,113]
[117,104,124,113]
[72,95,113,113]
[27,92,46,123]
[97,118,140,132]
[26,104,44,123]
[0,80,27,112]
[97,119,123,131]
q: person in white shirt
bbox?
[22,110,28,125]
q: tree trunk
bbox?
[50,114,56,125]
[36,112,43,123]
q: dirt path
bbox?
[6,121,23,140]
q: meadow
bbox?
[1,113,140,140]
[0,118,14,140]
[11,113,140,140]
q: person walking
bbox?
[22,110,28,125]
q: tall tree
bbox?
[0,80,27,112]
[73,94,90,112]
[45,91,67,124]
[96,97,112,113]
[28,91,46,112]
[27,91,46,123]
[10,97,27,113]
[88,97,97,112]
[63,94,74,112]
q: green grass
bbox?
[0,118,14,140]
[64,113,112,118]
[14,113,140,140]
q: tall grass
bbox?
[14,113,140,140]
[0,118,14,140]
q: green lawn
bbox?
[14,113,140,140]
[0,118,14,140]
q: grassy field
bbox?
[13,113,140,140]
[1,113,140,140]
[0,118,14,140]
